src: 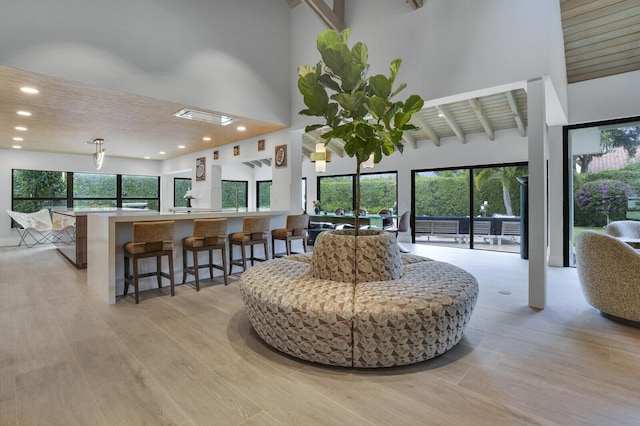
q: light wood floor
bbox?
[1,244,639,425]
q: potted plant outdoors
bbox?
[298,28,424,234]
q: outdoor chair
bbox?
[6,209,75,247]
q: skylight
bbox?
[173,108,235,126]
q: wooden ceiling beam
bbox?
[436,105,466,144]
[406,0,424,10]
[506,91,527,137]
[327,140,345,158]
[402,132,417,149]
[286,0,302,8]
[413,115,440,146]
[467,98,495,141]
[302,0,346,31]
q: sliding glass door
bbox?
[566,118,640,265]
[412,163,527,253]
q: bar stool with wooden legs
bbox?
[271,213,308,258]
[182,218,228,290]
[228,216,270,274]
[123,220,175,304]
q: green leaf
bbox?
[394,111,410,128]
[364,96,387,121]
[341,28,350,44]
[318,74,342,93]
[320,44,351,77]
[326,102,338,121]
[369,75,391,98]
[317,29,342,52]
[403,94,425,114]
[338,62,364,92]
[305,124,324,133]
[297,65,315,77]
[389,58,402,84]
[389,82,407,99]
[336,92,365,115]
[351,42,368,66]
[381,140,395,156]
[297,72,318,97]
[302,85,329,116]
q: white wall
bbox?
[568,70,640,125]
[0,0,291,125]
[161,129,293,212]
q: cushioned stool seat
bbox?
[271,214,308,258]
[228,216,270,273]
[123,220,175,304]
[182,218,228,290]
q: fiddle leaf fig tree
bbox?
[298,29,424,232]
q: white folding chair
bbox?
[7,209,74,247]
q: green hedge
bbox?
[414,175,521,217]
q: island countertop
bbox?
[86,210,289,304]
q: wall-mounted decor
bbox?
[196,157,206,181]
[213,151,219,160]
[258,139,265,151]
[275,144,287,168]
[233,146,240,156]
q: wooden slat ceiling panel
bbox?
[561,0,640,83]
[403,89,528,145]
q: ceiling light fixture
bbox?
[203,137,211,141]
[13,137,23,141]
[144,156,150,160]
[20,87,39,94]
[17,110,31,116]
[90,138,105,170]
[15,126,27,131]
[237,126,246,131]
[12,145,22,149]
[159,151,166,155]
[173,108,235,126]
[178,145,186,149]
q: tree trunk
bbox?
[502,184,514,216]
[355,157,361,236]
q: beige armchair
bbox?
[575,230,640,323]
[605,220,640,238]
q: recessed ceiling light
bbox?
[202,136,211,141]
[12,145,22,149]
[17,111,31,116]
[178,145,185,149]
[159,151,166,155]
[20,87,39,94]
[13,137,23,141]
[173,108,235,126]
[15,126,27,131]
[237,126,246,131]
[144,156,150,160]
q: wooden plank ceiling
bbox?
[561,0,640,83]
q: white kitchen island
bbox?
[87,210,287,304]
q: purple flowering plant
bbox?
[576,180,634,221]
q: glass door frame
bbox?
[562,114,640,266]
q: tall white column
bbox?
[527,78,548,309]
